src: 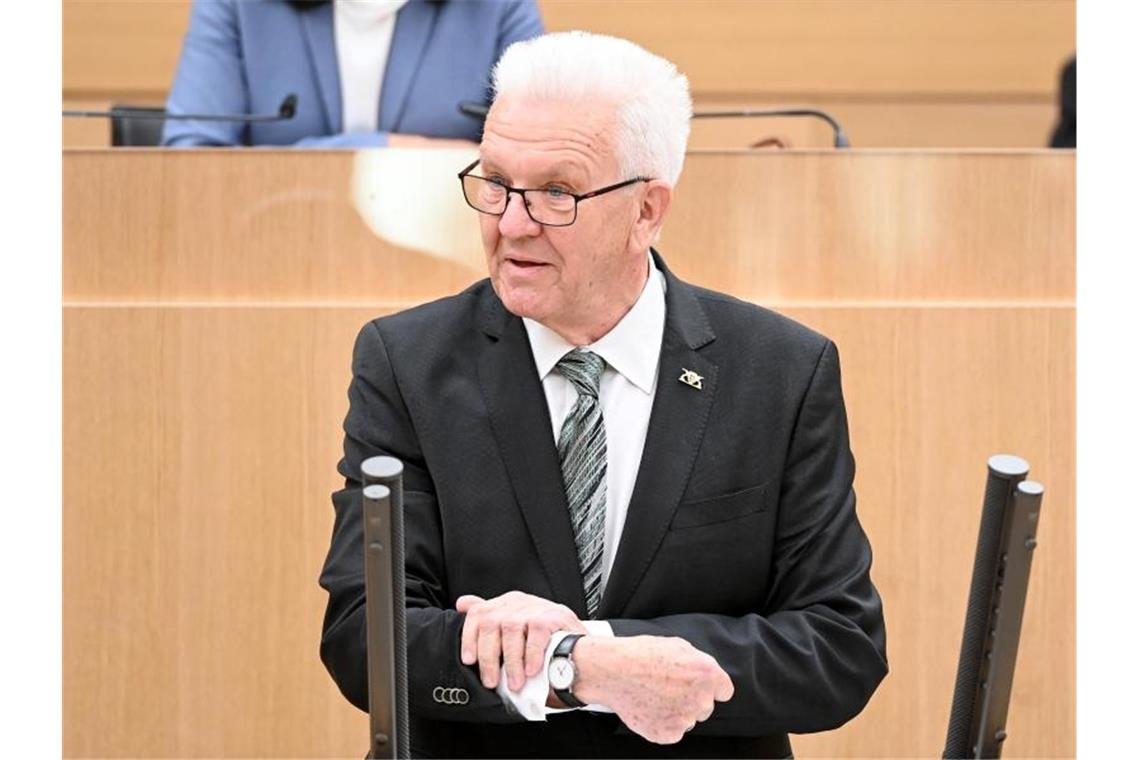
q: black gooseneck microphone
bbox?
[62,94,298,123]
[458,100,851,148]
[690,107,850,148]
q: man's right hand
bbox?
[456,591,586,692]
[571,635,735,745]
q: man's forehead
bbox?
[481,95,619,176]
[487,94,615,126]
[480,156,590,181]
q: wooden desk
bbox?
[63,149,1074,758]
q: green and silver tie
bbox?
[554,348,608,619]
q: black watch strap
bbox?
[551,633,587,708]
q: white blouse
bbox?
[334,0,409,133]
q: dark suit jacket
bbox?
[319,252,888,758]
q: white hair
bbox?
[490,31,692,186]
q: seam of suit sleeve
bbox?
[366,319,432,482]
[784,339,834,462]
[365,321,483,709]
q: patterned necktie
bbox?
[554,349,608,619]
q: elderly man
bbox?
[320,31,887,758]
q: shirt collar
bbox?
[523,253,666,395]
[334,0,407,23]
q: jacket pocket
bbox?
[670,480,773,530]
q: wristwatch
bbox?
[548,633,586,708]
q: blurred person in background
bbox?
[162,0,543,147]
[1049,56,1076,148]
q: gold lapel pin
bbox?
[679,368,703,390]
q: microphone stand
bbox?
[361,456,410,760]
[457,101,851,148]
[62,94,298,123]
[692,107,850,148]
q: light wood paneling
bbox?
[541,0,1074,97]
[63,304,1074,758]
[63,150,1074,303]
[788,306,1075,759]
[62,99,113,148]
[62,149,483,304]
[63,0,190,99]
[62,0,1074,99]
[667,152,1074,303]
[688,98,1060,150]
[64,307,372,758]
[61,1,1074,149]
[63,151,1075,757]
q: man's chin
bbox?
[494,282,550,322]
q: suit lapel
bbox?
[598,256,719,618]
[378,1,441,133]
[299,2,342,134]
[475,290,590,618]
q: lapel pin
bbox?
[679,368,703,390]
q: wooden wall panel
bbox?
[789,306,1075,759]
[63,150,1075,757]
[540,0,1074,98]
[62,99,115,149]
[63,150,1074,303]
[63,307,373,758]
[687,98,1060,150]
[62,0,1074,99]
[63,0,190,99]
[63,303,1074,758]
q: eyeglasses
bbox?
[457,159,651,228]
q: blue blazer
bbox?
[162,0,544,147]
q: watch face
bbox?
[549,657,575,690]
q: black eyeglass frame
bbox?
[457,159,652,227]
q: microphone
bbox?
[458,101,851,148]
[62,94,298,123]
[458,101,491,121]
[692,107,850,149]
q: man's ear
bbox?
[630,180,673,251]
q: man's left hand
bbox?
[456,591,587,691]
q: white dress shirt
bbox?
[495,255,667,719]
[333,1,407,134]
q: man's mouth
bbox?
[506,257,548,268]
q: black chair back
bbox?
[110,105,165,147]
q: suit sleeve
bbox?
[318,320,525,723]
[161,0,249,146]
[607,340,888,736]
[293,132,391,148]
[495,1,546,60]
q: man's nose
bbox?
[498,192,541,239]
